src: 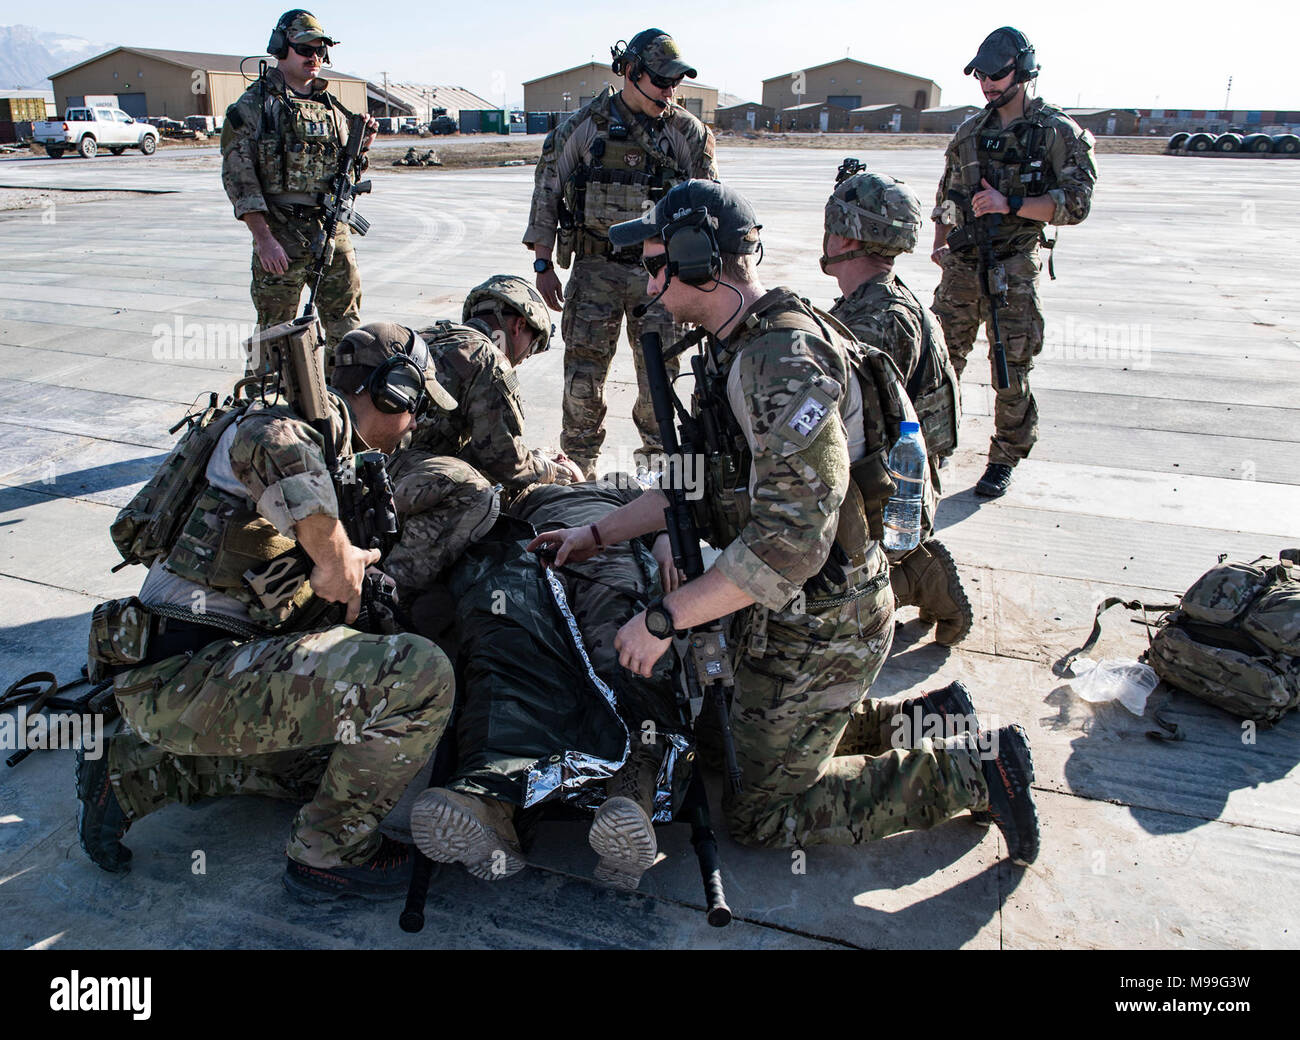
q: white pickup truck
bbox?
[32,107,159,159]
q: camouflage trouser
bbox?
[107,627,453,867]
[560,255,682,472]
[724,574,988,848]
[248,222,362,377]
[385,450,501,600]
[931,248,1042,465]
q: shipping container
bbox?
[459,109,482,134]
[480,109,505,134]
[526,111,550,134]
[0,121,14,144]
[0,97,47,122]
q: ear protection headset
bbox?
[1005,28,1039,84]
[662,206,720,285]
[336,327,433,416]
[268,9,316,61]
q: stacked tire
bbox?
[1274,134,1300,155]
[1185,133,1216,152]
[1166,132,1189,152]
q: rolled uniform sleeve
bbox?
[228,414,339,536]
[713,333,850,610]
[1046,117,1098,226]
[461,357,558,493]
[220,94,268,220]
[689,122,718,180]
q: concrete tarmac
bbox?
[0,144,1297,949]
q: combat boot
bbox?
[409,788,525,881]
[75,745,132,873]
[588,748,660,891]
[975,462,1014,498]
[890,539,973,645]
[981,724,1040,865]
[282,835,415,903]
[890,680,993,827]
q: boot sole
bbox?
[920,540,974,645]
[986,724,1040,866]
[409,790,525,881]
[75,748,132,873]
[588,797,657,891]
[280,868,409,904]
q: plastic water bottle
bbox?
[882,421,926,552]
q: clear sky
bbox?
[30,0,1300,111]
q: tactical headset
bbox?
[336,327,434,417]
[661,206,721,285]
[268,9,329,62]
[1005,28,1039,84]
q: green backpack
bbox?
[1147,550,1300,724]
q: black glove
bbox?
[805,541,849,598]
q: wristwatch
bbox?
[1007,195,1023,217]
[644,596,680,639]
[533,257,552,274]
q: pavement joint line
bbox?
[0,375,197,408]
[0,418,171,452]
[0,343,249,377]
[0,479,134,510]
[0,183,179,195]
[1033,782,1300,838]
[521,861,867,949]
[0,570,113,596]
[940,498,1299,540]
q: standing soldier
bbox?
[931,27,1097,498]
[822,168,972,645]
[524,29,718,479]
[221,10,378,374]
[530,181,1041,867]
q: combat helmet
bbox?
[463,275,554,355]
[821,170,922,270]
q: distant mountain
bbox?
[0,24,112,89]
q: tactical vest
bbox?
[563,100,688,245]
[410,320,506,457]
[955,105,1057,252]
[892,277,961,459]
[255,84,345,199]
[691,295,917,572]
[111,398,345,629]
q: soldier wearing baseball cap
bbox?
[531,178,1042,871]
[931,26,1097,499]
[822,165,972,648]
[523,28,718,480]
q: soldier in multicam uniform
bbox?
[221,11,378,374]
[822,169,973,646]
[931,26,1097,498]
[77,324,459,902]
[524,29,718,478]
[531,180,1042,867]
[379,277,587,601]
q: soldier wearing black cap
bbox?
[523,29,718,479]
[931,27,1097,498]
[528,180,1042,869]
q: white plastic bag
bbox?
[1068,657,1159,715]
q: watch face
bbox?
[646,605,672,638]
[533,258,550,273]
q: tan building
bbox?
[1066,108,1140,136]
[762,58,940,116]
[716,102,776,133]
[49,47,367,121]
[849,103,919,133]
[523,62,718,123]
[920,104,983,133]
[781,102,852,133]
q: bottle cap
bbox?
[900,421,920,434]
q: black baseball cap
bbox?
[609,179,762,254]
[964,26,1031,77]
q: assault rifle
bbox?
[305,112,372,317]
[835,156,865,184]
[944,188,1011,390]
[241,316,401,631]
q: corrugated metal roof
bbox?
[763,57,936,89]
[923,105,980,114]
[376,83,497,117]
[851,103,907,113]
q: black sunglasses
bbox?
[974,64,1015,83]
[291,42,328,58]
[641,253,670,278]
[646,70,685,90]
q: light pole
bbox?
[562,91,571,113]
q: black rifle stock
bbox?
[641,332,743,797]
[946,189,1011,390]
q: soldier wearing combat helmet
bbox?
[931,27,1097,498]
[529,180,1041,867]
[823,166,973,646]
[523,28,718,479]
[221,10,378,375]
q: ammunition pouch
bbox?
[833,480,871,570]
[694,448,750,549]
[555,224,575,270]
[850,450,895,543]
[87,598,153,683]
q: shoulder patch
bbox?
[224,104,245,130]
[775,378,840,454]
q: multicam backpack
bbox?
[1148,550,1300,724]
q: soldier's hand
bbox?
[526,526,598,566]
[362,115,379,152]
[930,245,950,267]
[537,268,564,312]
[973,178,1009,218]
[310,544,382,608]
[652,533,684,593]
[554,454,586,483]
[254,233,291,275]
[615,612,671,679]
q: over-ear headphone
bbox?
[662,206,720,285]
[268,9,312,60]
[1004,27,1039,84]
[337,327,433,416]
